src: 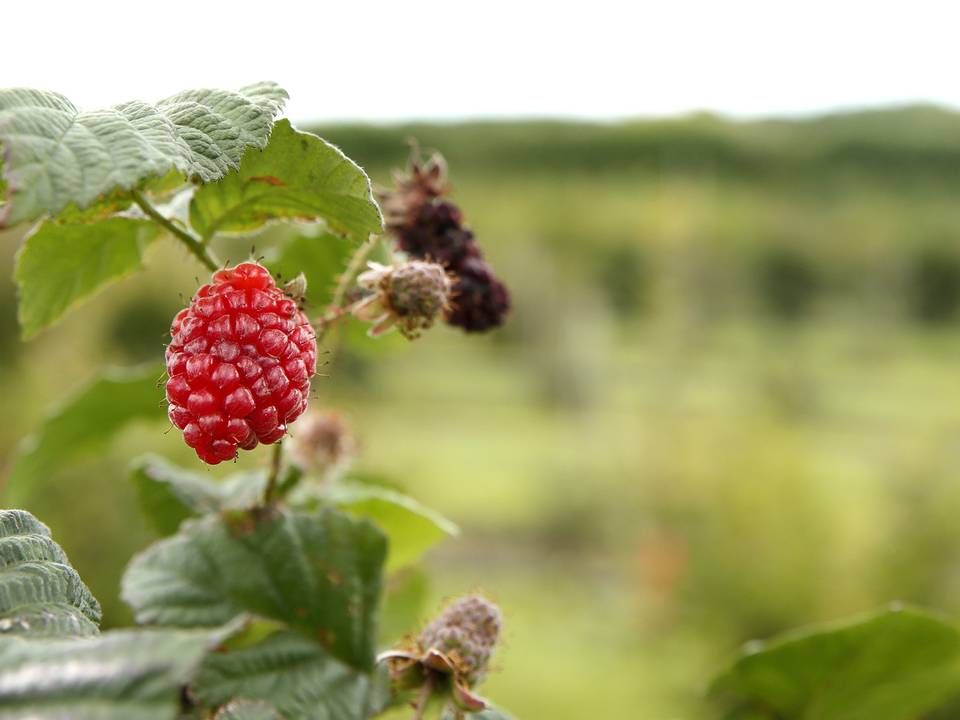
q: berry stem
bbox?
[263,441,284,504]
[316,235,378,341]
[411,674,434,720]
[131,189,221,272]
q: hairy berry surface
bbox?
[165,262,317,465]
[419,594,502,685]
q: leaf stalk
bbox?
[131,189,220,272]
[315,235,378,341]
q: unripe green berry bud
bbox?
[354,261,452,339]
[289,410,355,478]
[418,594,501,685]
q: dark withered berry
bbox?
[446,257,511,333]
[394,200,480,268]
[381,150,511,333]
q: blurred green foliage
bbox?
[6,106,960,717]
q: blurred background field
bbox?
[5,106,960,717]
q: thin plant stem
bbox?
[263,441,284,505]
[131,189,221,272]
[411,675,434,720]
[316,235,378,342]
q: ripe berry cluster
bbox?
[381,154,510,332]
[165,263,317,465]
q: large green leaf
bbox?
[710,606,960,719]
[14,217,161,337]
[5,365,165,505]
[0,83,286,227]
[122,507,387,670]
[196,625,383,720]
[0,628,220,719]
[0,509,100,638]
[213,700,284,720]
[131,454,266,536]
[131,459,454,571]
[328,483,459,572]
[379,568,429,645]
[189,119,383,241]
[266,231,354,310]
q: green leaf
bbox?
[709,605,960,719]
[189,119,383,241]
[0,509,100,638]
[379,568,429,645]
[266,231,354,310]
[0,627,220,719]
[0,83,287,227]
[329,483,459,572]
[6,365,165,506]
[122,507,387,670]
[14,217,161,337]
[196,626,382,720]
[131,454,267,536]
[213,700,284,720]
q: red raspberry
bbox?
[164,262,317,465]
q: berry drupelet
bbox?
[165,262,317,465]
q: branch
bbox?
[315,235,378,342]
[131,189,221,272]
[411,674,434,720]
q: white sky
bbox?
[5,1,959,123]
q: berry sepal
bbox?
[379,594,501,714]
[378,648,489,712]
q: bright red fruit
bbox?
[165,262,317,465]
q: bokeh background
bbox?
[6,106,960,716]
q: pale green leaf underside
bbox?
[0,509,100,639]
[14,217,161,338]
[131,454,267,536]
[196,629,377,720]
[329,483,459,572]
[122,508,386,670]
[6,366,165,506]
[0,628,217,719]
[0,82,287,227]
[189,119,383,240]
[130,454,457,572]
[213,700,284,720]
[710,606,960,719]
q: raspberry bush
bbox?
[0,84,512,720]
[2,82,951,720]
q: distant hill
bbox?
[311,105,960,186]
